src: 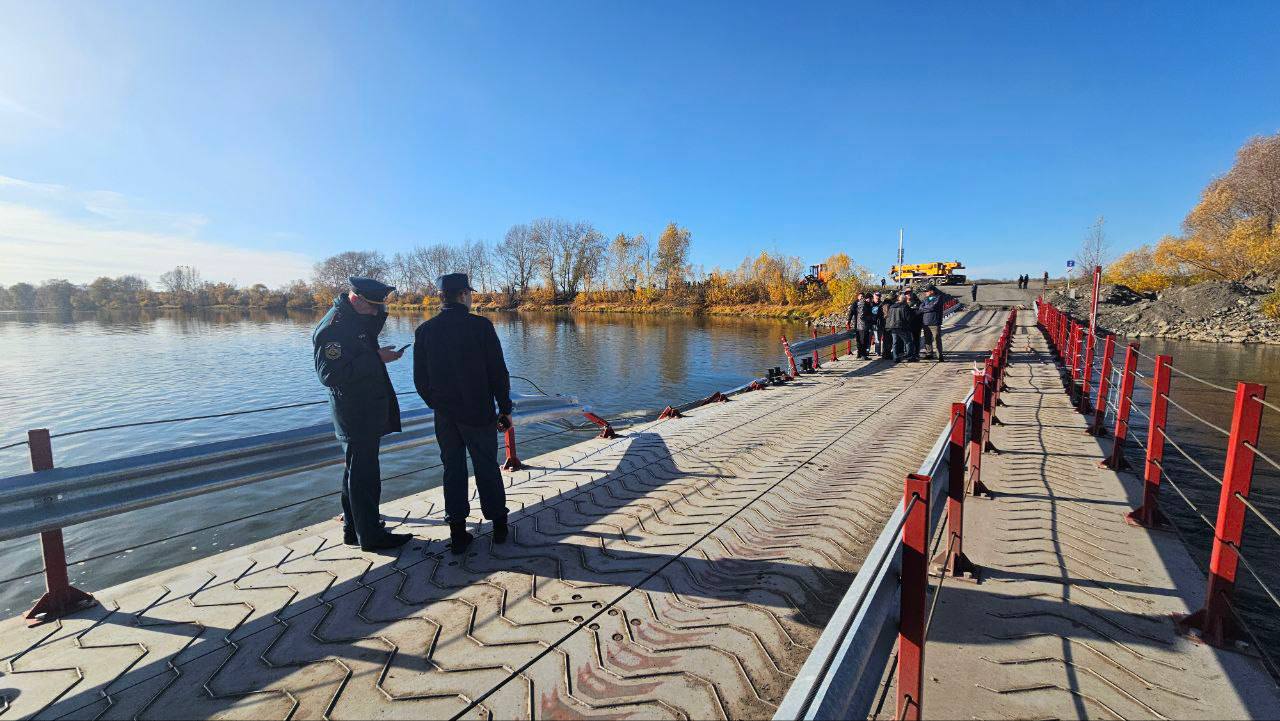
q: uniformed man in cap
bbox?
[313,277,413,551]
[414,273,512,554]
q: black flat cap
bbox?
[349,277,396,303]
[438,273,476,293]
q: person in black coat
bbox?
[845,292,875,359]
[903,289,923,362]
[917,284,948,361]
[313,277,411,551]
[883,293,912,362]
[414,273,513,554]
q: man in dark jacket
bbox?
[313,277,411,552]
[845,292,874,359]
[414,273,513,554]
[884,292,912,362]
[873,291,888,356]
[903,289,923,362]
[917,284,947,361]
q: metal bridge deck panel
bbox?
[911,316,1280,720]
[0,311,1007,720]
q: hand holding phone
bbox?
[397,343,411,353]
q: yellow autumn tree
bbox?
[1108,131,1280,288]
[1104,244,1176,293]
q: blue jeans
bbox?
[891,330,912,360]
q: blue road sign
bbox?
[1066,260,1076,268]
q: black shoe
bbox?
[450,520,473,555]
[937,356,946,362]
[360,532,412,552]
[493,517,508,544]
[343,520,386,546]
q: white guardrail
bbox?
[0,394,582,543]
[773,389,972,720]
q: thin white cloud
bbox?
[0,91,57,127]
[0,177,313,287]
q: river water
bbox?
[1,311,1278,663]
[1115,337,1280,660]
[0,308,808,613]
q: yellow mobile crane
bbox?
[890,261,967,285]
[888,229,967,285]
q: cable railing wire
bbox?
[1166,364,1238,394]
[1150,460,1217,532]
[1252,394,1280,416]
[1155,427,1225,488]
[1220,594,1280,684]
[1160,393,1231,438]
[923,533,959,641]
[1226,540,1280,613]
[1242,441,1280,475]
[1235,490,1280,543]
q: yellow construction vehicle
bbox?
[890,261,967,285]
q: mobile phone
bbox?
[397,343,411,353]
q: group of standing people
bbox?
[312,274,512,555]
[846,284,948,363]
[1015,273,1049,289]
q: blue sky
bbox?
[2,1,1278,286]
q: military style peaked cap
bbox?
[438,273,476,293]
[349,277,396,303]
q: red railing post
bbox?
[582,411,618,439]
[1177,383,1266,646]
[1068,322,1082,401]
[1088,334,1115,435]
[501,426,523,471]
[24,429,96,626]
[897,472,931,721]
[1060,314,1070,364]
[846,322,853,358]
[1126,355,1172,528]
[831,328,839,362]
[941,402,978,577]
[781,335,799,378]
[968,374,992,496]
[983,359,1004,438]
[1103,342,1140,470]
[811,328,820,369]
[1079,324,1096,414]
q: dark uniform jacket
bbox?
[885,301,911,330]
[918,294,947,325]
[905,298,923,332]
[413,303,512,427]
[846,298,875,331]
[312,295,402,443]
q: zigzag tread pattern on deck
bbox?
[1,311,1005,720]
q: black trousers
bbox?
[922,324,944,359]
[436,411,508,523]
[856,328,871,357]
[340,437,383,544]
[910,326,922,360]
